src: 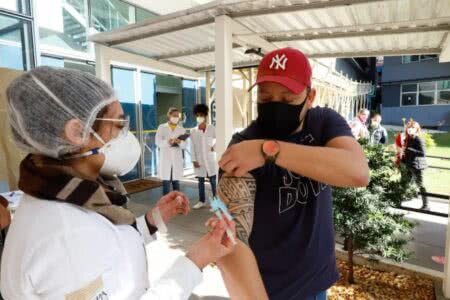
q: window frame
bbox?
[400,79,450,107]
[402,55,439,64]
[0,6,36,70]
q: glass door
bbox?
[140,71,158,177]
[182,79,198,170]
[111,66,140,181]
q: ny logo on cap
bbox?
[269,54,288,70]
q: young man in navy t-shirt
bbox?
[215,48,369,300]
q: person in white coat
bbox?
[1,67,236,300]
[190,104,217,209]
[156,107,187,195]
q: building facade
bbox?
[381,55,450,131]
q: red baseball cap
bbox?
[250,48,312,94]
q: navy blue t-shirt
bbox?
[227,107,353,300]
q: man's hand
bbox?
[146,191,190,226]
[168,138,174,145]
[193,161,200,168]
[219,140,265,177]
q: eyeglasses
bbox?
[92,115,130,144]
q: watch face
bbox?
[263,140,280,156]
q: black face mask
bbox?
[256,95,308,140]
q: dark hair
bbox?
[193,104,209,116]
[371,112,381,119]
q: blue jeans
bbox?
[198,175,217,203]
[306,290,327,300]
[162,168,180,195]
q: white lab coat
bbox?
[155,123,187,181]
[190,125,217,177]
[0,195,202,300]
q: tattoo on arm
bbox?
[218,175,256,245]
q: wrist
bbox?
[146,210,155,226]
[261,140,281,164]
[186,252,207,270]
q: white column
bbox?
[443,195,450,298]
[94,44,112,85]
[215,15,234,158]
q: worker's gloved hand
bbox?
[146,191,190,226]
[186,216,236,270]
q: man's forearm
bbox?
[276,138,369,187]
[217,240,268,300]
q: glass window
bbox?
[41,55,64,67]
[40,55,95,74]
[438,80,450,90]
[420,55,438,61]
[402,55,438,63]
[91,0,136,32]
[402,84,417,93]
[418,92,435,105]
[0,0,31,15]
[401,93,416,106]
[36,0,89,54]
[438,91,450,105]
[136,7,157,22]
[419,81,435,92]
[0,14,33,70]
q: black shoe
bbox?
[420,205,430,211]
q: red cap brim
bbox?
[248,75,307,94]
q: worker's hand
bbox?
[175,139,182,144]
[187,216,236,270]
[146,191,190,226]
[168,138,174,145]
[219,140,265,177]
[193,161,200,168]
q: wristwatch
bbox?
[261,140,281,164]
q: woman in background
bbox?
[402,120,428,210]
[156,107,186,195]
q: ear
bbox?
[306,88,316,108]
[64,119,86,146]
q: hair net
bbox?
[7,66,116,158]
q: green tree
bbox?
[333,139,417,284]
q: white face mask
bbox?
[196,116,205,124]
[407,128,417,136]
[170,117,179,124]
[97,130,141,177]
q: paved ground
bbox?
[129,181,449,298]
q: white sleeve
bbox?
[190,132,198,162]
[140,256,203,300]
[136,215,157,245]
[155,125,170,148]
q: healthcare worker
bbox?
[190,104,217,209]
[156,107,186,195]
[0,67,236,300]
